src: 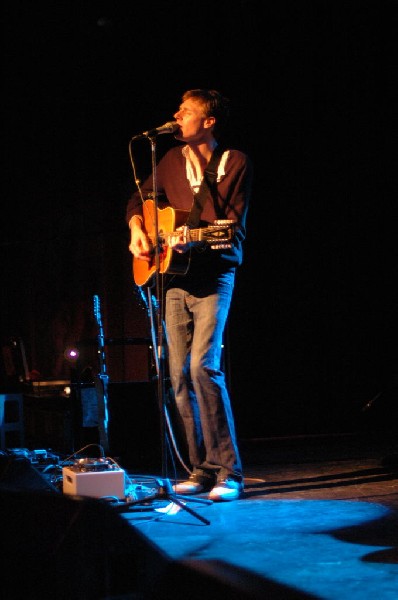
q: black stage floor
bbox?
[1,431,398,599]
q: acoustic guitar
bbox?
[133,199,235,286]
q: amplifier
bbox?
[62,462,125,500]
[29,380,71,397]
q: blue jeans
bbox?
[165,270,242,481]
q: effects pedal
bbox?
[62,458,125,500]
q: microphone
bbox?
[131,121,179,141]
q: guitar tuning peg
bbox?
[210,243,232,250]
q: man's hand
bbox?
[129,217,152,262]
[168,225,191,254]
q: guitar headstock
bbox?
[93,294,101,326]
[204,220,235,249]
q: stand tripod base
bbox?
[128,476,213,525]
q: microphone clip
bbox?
[131,121,179,141]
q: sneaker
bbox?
[173,473,214,495]
[208,476,244,502]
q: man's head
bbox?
[174,89,230,142]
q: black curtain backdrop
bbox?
[2,1,397,439]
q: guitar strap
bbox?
[186,145,224,228]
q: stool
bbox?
[0,393,24,449]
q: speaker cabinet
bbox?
[0,455,58,493]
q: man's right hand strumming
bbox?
[129,216,152,262]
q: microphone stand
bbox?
[135,134,212,525]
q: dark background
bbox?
[2,1,397,441]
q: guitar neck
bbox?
[164,222,235,245]
[93,294,110,453]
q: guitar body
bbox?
[133,199,191,286]
[132,198,235,286]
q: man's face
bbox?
[174,98,214,142]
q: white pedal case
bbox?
[62,466,125,500]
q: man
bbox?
[126,89,253,501]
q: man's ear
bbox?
[204,116,216,130]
